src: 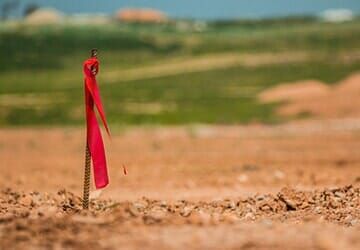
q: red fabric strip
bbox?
[83,57,110,189]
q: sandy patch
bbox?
[259,72,360,118]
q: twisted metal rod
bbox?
[82,144,91,209]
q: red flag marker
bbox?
[83,48,110,191]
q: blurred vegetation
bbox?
[0,17,360,126]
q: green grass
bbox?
[1,18,360,126]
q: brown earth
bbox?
[259,72,360,119]
[1,118,360,249]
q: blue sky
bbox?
[15,0,360,19]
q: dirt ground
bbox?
[259,72,360,118]
[1,118,360,249]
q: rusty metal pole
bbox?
[82,144,91,209]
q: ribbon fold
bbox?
[83,57,110,189]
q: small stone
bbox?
[329,199,339,209]
[278,194,297,210]
[227,201,236,210]
[159,201,167,207]
[127,205,140,217]
[244,212,255,220]
[143,210,167,224]
[259,203,272,212]
[314,207,322,214]
[30,194,43,206]
[334,191,345,198]
[344,215,353,224]
[19,196,33,207]
[256,195,265,201]
[284,199,296,210]
[180,206,193,217]
[133,201,147,210]
[245,204,256,213]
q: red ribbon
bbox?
[83,57,110,189]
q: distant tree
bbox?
[0,0,19,20]
[23,3,39,17]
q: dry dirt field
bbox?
[1,118,360,249]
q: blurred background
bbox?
[0,0,359,126]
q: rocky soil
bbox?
[1,185,359,249]
[1,119,360,249]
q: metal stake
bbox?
[82,144,91,209]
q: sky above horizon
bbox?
[13,0,360,19]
